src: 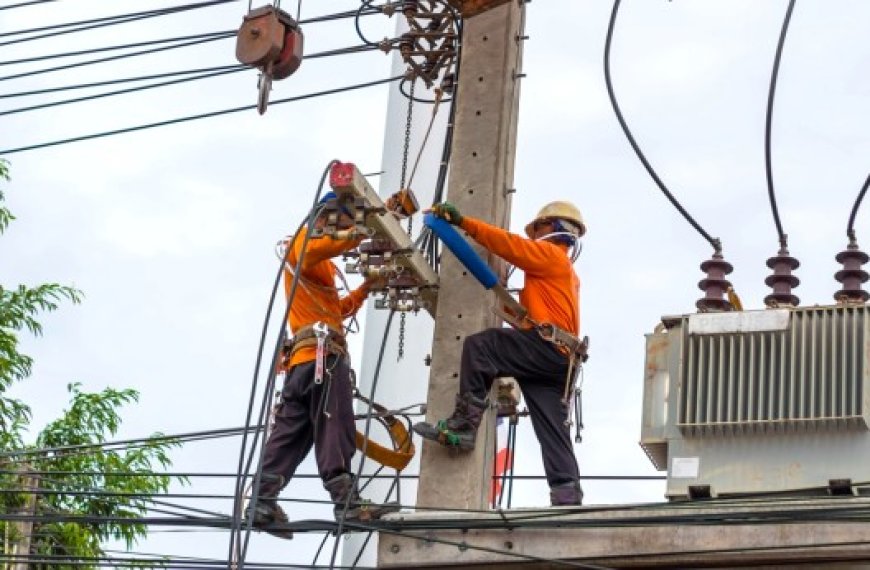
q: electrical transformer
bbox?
[640,305,870,499]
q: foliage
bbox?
[0,162,182,568]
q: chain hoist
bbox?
[396,80,416,361]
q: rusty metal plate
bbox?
[445,0,511,17]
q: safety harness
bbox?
[281,322,416,471]
[495,307,589,440]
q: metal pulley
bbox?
[235,5,304,115]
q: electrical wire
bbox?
[0,0,240,48]
[846,173,870,242]
[0,426,253,460]
[0,30,234,67]
[603,0,721,252]
[764,0,797,248]
[0,0,58,10]
[329,311,395,568]
[230,161,338,569]
[0,75,402,155]
[0,67,245,117]
[0,43,384,117]
[0,65,244,99]
[0,33,234,82]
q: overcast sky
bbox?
[2,0,869,565]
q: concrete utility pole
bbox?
[416,0,525,511]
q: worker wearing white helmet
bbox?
[414,199,586,506]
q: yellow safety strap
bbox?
[353,396,415,471]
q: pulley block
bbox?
[235,5,304,114]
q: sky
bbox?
[2,0,869,566]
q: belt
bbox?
[536,323,589,362]
[281,323,347,366]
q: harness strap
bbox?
[353,392,416,471]
[281,324,347,369]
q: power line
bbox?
[0,0,240,47]
[0,425,254,459]
[603,0,720,252]
[0,30,234,67]
[0,43,383,117]
[0,64,243,99]
[0,3,380,48]
[764,0,797,248]
[0,67,245,116]
[0,74,401,155]
[847,173,870,241]
[0,33,233,82]
[0,0,58,10]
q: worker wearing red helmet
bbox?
[414,200,586,506]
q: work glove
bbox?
[430,202,463,225]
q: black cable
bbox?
[0,426,252,459]
[328,311,395,568]
[0,0,58,10]
[0,33,233,82]
[0,65,244,99]
[0,30,234,67]
[0,4,378,48]
[764,0,797,248]
[0,43,383,117]
[31,471,228,519]
[231,161,337,569]
[0,0,240,47]
[354,0,380,46]
[0,67,245,117]
[0,75,402,155]
[603,0,720,252]
[846,174,870,242]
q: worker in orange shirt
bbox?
[246,192,391,534]
[413,200,587,506]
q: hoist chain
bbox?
[397,80,416,361]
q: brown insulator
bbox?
[834,242,870,303]
[764,247,800,307]
[696,252,734,312]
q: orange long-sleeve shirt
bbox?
[283,227,369,366]
[460,217,580,335]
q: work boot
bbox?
[324,473,399,523]
[550,481,583,506]
[244,473,293,539]
[412,393,487,451]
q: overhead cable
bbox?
[0,43,383,117]
[0,75,402,155]
[0,30,233,67]
[0,65,244,99]
[230,161,338,568]
[0,0,239,48]
[0,0,58,10]
[0,3,378,48]
[603,0,720,252]
[0,67,245,116]
[0,33,233,82]
[764,0,797,248]
[0,425,253,459]
[846,173,870,242]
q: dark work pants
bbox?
[259,355,356,496]
[460,327,580,487]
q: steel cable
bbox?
[0,75,403,155]
[764,0,797,248]
[603,0,720,251]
